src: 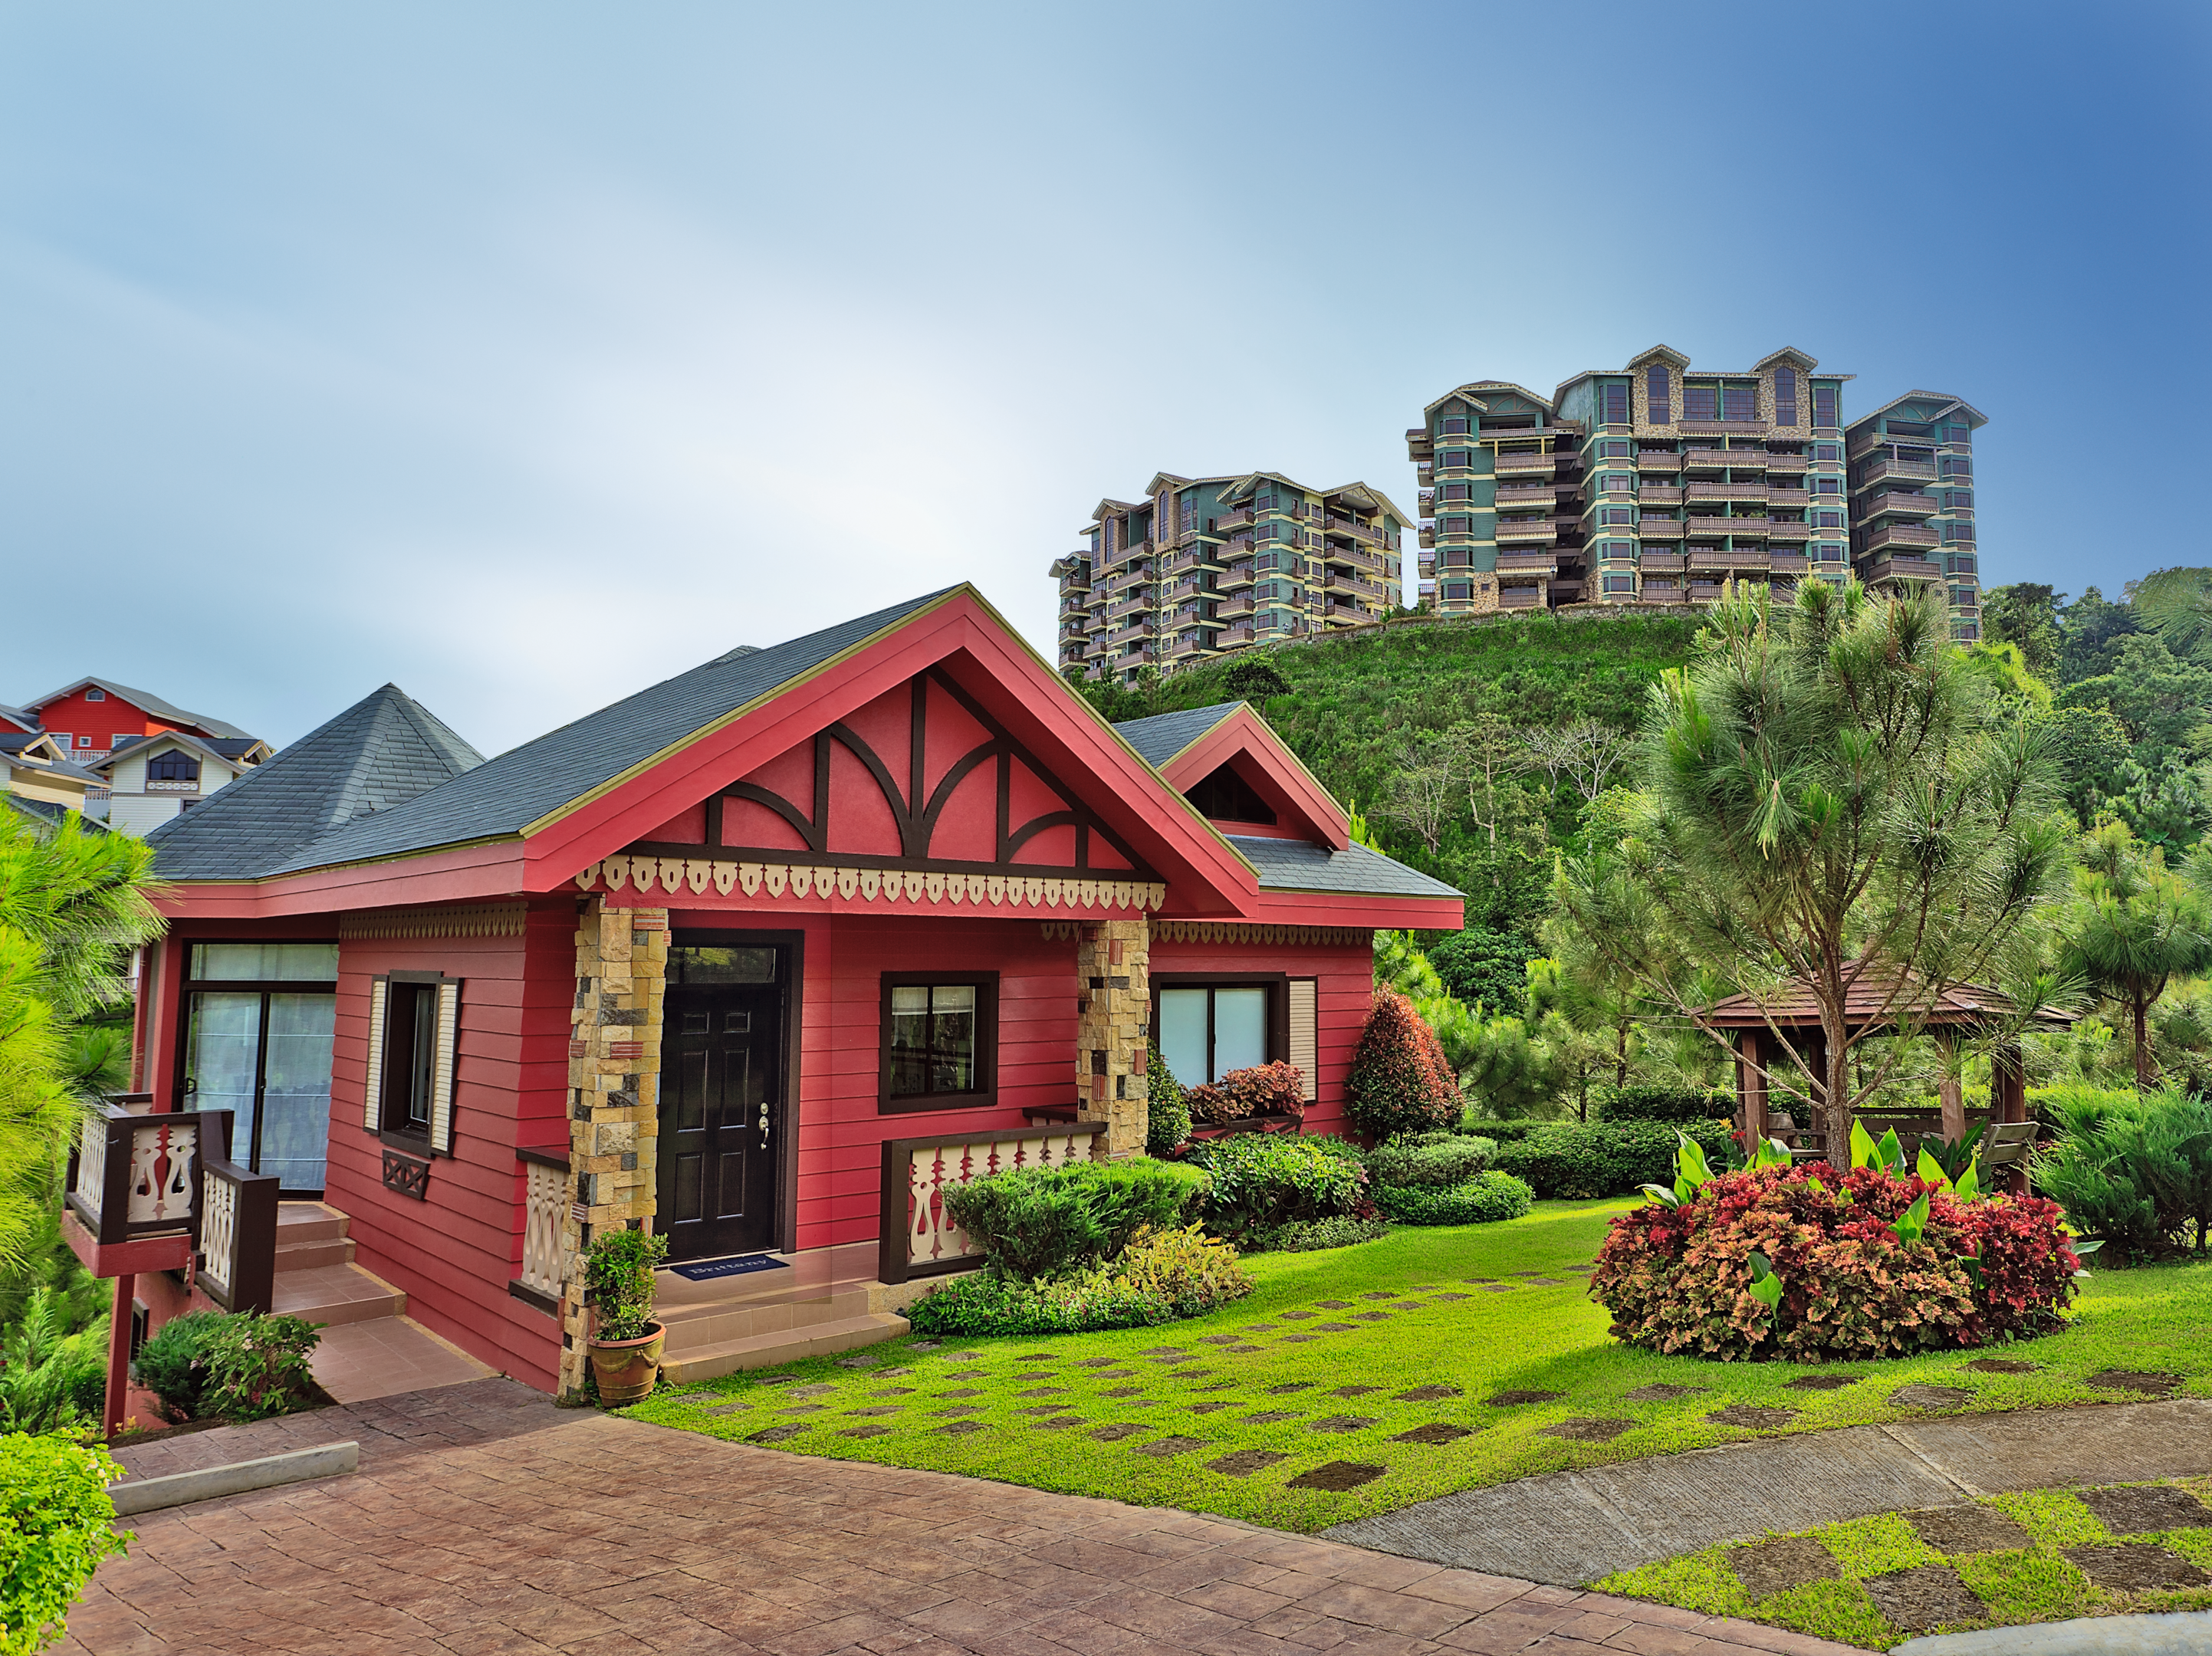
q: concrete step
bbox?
[658,1285,879,1349]
[275,1201,350,1247]
[271,1262,406,1327]
[274,1235,356,1272]
[659,1311,910,1384]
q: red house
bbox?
[17,676,255,764]
[116,588,1459,1397]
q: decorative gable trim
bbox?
[340,904,528,940]
[577,856,1164,914]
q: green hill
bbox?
[1075,611,1702,947]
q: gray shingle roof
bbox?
[1113,703,1241,767]
[146,685,485,880]
[163,590,958,882]
[23,678,251,740]
[1224,835,1462,899]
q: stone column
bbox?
[1074,917,1150,1158]
[556,897,668,1400]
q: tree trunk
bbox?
[2134,994,2156,1089]
[1822,1014,1853,1165]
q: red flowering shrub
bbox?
[1346,988,1459,1140]
[1592,1163,2081,1362]
[1218,1062,1306,1122]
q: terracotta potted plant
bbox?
[585,1227,669,1405]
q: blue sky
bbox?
[5,3,2207,753]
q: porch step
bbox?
[656,1283,880,1349]
[274,1201,357,1273]
[271,1262,406,1327]
[659,1311,911,1384]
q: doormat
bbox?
[669,1254,792,1282]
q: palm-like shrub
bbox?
[1346,987,1458,1139]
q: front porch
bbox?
[652,1240,912,1383]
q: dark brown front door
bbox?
[657,946,785,1260]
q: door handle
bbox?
[759,1098,771,1149]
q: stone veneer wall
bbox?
[1075,917,1151,1157]
[556,898,668,1399]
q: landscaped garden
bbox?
[625,1202,2212,1534]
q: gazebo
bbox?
[1699,968,2079,1171]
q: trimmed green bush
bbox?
[1145,1044,1191,1154]
[586,1227,669,1342]
[133,1309,323,1424]
[0,1431,129,1656]
[2033,1083,2212,1263]
[1176,1132,1368,1241]
[1458,1117,1546,1143]
[940,1159,1206,1282]
[906,1224,1250,1335]
[1494,1121,1734,1200]
[1593,1085,1734,1125]
[1372,1171,1534,1226]
[1365,1131,1494,1188]
[1242,1214,1393,1254]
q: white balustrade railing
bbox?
[74,1116,108,1212]
[519,1158,569,1300]
[199,1168,240,1303]
[882,1122,1108,1283]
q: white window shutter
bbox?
[429,980,461,1155]
[363,978,388,1132]
[1289,979,1318,1102]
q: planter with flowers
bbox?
[585,1227,670,1405]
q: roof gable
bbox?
[1626,344,1691,370]
[1116,702,1350,853]
[21,677,251,740]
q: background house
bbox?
[97,731,275,833]
[8,676,265,824]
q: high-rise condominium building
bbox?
[1845,393,1986,642]
[1412,347,1860,617]
[1050,472,1409,682]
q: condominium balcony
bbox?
[1212,508,1254,534]
[1217,560,1257,591]
[1323,569,1389,602]
[1636,450,1681,471]
[1864,555,1944,583]
[1862,521,1941,553]
[1406,429,1434,459]
[1324,514,1384,547]
[1690,548,1771,572]
[1857,456,1938,487]
[1102,537,1154,570]
[1683,448,1767,472]
[1168,632,1208,659]
[1637,485,1683,506]
[1641,578,1683,601]
[1767,521,1813,542]
[1415,465,1433,487]
[1638,552,1688,573]
[1168,575,1206,601]
[1494,485,1560,509]
[1417,524,1435,550]
[1498,585,1546,610]
[1325,544,1388,579]
[1493,452,1558,476]
[1106,596,1155,624]
[1767,488,1811,508]
[1214,593,1257,619]
[1106,619,1159,646]
[1770,552,1810,576]
[1685,480,1769,502]
[1637,518,1684,540]
[1496,551,1559,576]
[1319,599,1378,626]
[1859,490,1940,521]
[1218,623,1257,648]
[1497,517,1559,543]
[1686,517,1771,538]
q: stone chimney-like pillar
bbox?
[1074,917,1151,1158]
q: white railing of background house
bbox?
[878,1121,1109,1283]
[511,1147,572,1315]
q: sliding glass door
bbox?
[181,943,338,1194]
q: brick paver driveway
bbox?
[67,1378,1851,1656]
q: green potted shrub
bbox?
[585,1227,669,1405]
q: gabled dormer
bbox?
[1114,702,1349,849]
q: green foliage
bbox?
[2058,823,2212,1086]
[1425,926,1537,1014]
[1983,583,2061,677]
[1175,1132,1367,1241]
[1494,1120,1734,1201]
[940,1160,1206,1283]
[2030,705,2133,827]
[1371,1171,1534,1226]
[0,1291,104,1437]
[905,1224,1249,1334]
[0,812,166,1273]
[133,1309,321,1423]
[1240,1214,1392,1253]
[585,1227,669,1342]
[2126,566,2212,663]
[1222,658,1290,702]
[0,1430,128,1656]
[194,1315,322,1422]
[1595,1085,1733,1124]
[1363,1131,1494,1188]
[2055,585,2145,683]
[1144,1044,1191,1155]
[2033,1083,2212,1263]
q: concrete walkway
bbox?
[1326,1398,2212,1586]
[69,1377,1855,1656]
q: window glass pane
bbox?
[1214,988,1268,1077]
[929,987,976,1092]
[259,994,334,1190]
[186,992,263,1154]
[669,946,776,984]
[892,985,929,1016]
[191,942,338,981]
[1159,990,1208,1086]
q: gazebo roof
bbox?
[1700,966,2076,1032]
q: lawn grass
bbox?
[623,1199,2212,1536]
[1594,1476,2212,1650]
